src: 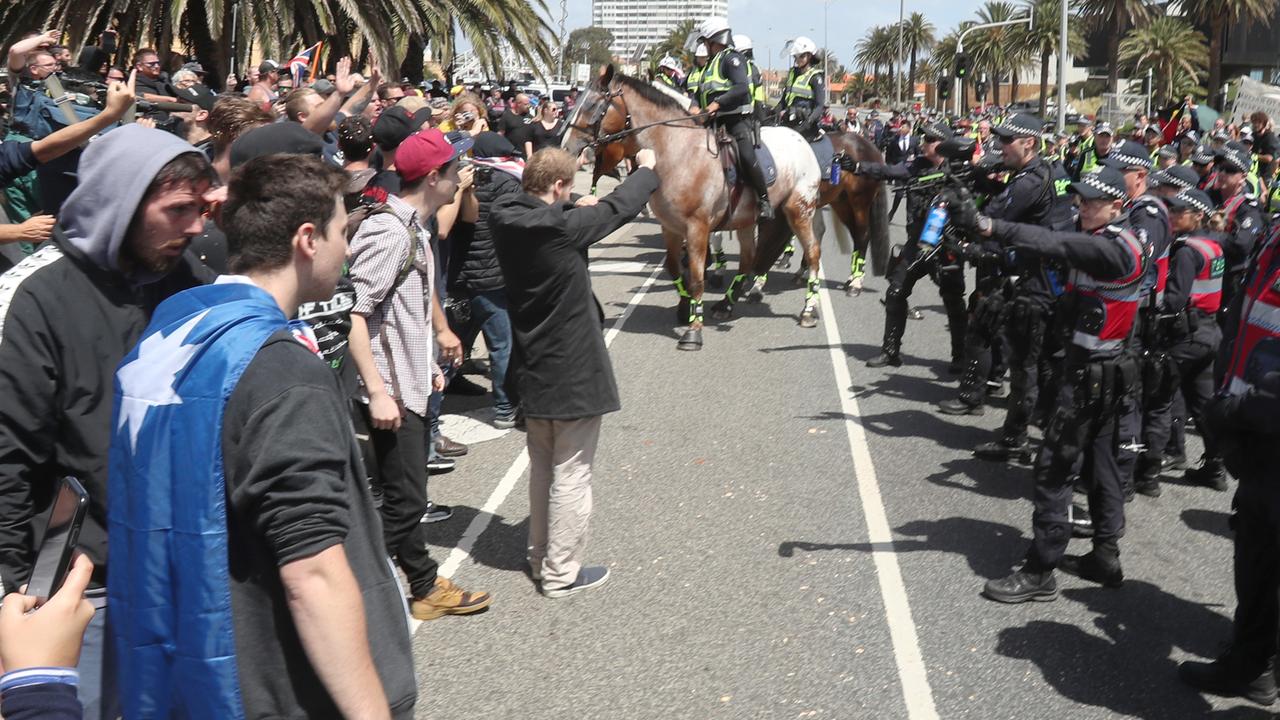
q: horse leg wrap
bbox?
[726,273,748,303]
[754,273,769,288]
[806,277,821,305]
[783,242,795,257]
[714,250,728,270]
[674,276,691,298]
[850,250,866,280]
[689,299,705,326]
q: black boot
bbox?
[1135,455,1162,497]
[942,358,985,415]
[1185,458,1229,491]
[1059,551,1124,588]
[869,289,908,368]
[974,439,1034,463]
[758,193,775,221]
[982,569,1058,604]
[1180,657,1278,706]
[1069,504,1094,538]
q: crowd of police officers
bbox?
[662,15,1280,706]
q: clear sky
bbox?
[534,0,995,73]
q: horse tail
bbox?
[867,181,891,276]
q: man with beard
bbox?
[0,125,216,718]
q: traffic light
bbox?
[938,75,951,101]
[975,77,988,101]
[955,52,970,80]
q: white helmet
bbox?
[658,55,681,72]
[790,36,818,58]
[698,17,732,46]
[695,43,709,59]
[733,34,753,52]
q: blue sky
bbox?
[543,0,990,72]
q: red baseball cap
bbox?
[396,129,474,183]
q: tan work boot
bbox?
[410,577,493,621]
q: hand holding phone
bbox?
[0,554,95,672]
[25,477,89,604]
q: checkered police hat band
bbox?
[1081,172,1125,199]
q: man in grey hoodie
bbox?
[0,124,216,717]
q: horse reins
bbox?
[579,87,713,149]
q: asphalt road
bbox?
[410,175,1265,719]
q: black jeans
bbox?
[719,114,769,199]
[360,406,438,598]
[1226,478,1280,676]
[999,299,1050,444]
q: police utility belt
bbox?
[1071,354,1140,409]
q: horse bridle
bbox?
[571,84,710,150]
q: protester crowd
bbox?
[0,27,650,719]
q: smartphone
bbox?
[25,477,89,604]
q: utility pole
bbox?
[557,0,568,82]
[823,0,831,105]
[1056,0,1068,132]
[895,0,905,105]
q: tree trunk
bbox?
[1039,48,1050,117]
[1011,67,1020,103]
[400,34,425,84]
[909,48,917,100]
[1106,19,1125,94]
[992,67,1001,106]
[1207,15,1225,103]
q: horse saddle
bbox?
[716,126,777,189]
[808,134,835,178]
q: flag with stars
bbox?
[108,281,307,720]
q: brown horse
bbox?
[752,131,891,296]
[562,65,823,351]
[589,142,630,194]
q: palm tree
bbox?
[1024,0,1086,116]
[2,0,555,87]
[855,26,892,93]
[899,12,935,101]
[969,1,1033,106]
[1182,0,1276,100]
[652,18,698,69]
[1073,0,1153,94]
[1119,16,1208,105]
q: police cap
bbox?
[992,113,1043,140]
[921,122,951,142]
[1102,143,1153,171]
[1165,188,1214,214]
[1190,144,1217,165]
[1151,164,1198,190]
[1217,141,1252,174]
[1070,166,1128,201]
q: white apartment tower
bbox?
[592,0,730,59]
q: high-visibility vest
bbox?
[782,66,821,107]
[686,67,704,97]
[699,49,751,114]
[1065,225,1148,357]
[1222,225,1280,397]
[746,59,766,106]
[1182,235,1225,314]
[657,72,679,90]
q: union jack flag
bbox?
[286,42,322,85]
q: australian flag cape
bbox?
[108,280,314,720]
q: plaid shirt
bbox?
[349,193,439,416]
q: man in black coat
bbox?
[490,146,658,598]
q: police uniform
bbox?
[700,45,772,219]
[1179,219,1280,705]
[744,54,767,123]
[776,64,826,141]
[1137,189,1225,496]
[1212,143,1266,319]
[858,122,966,368]
[970,167,1148,602]
[684,64,706,100]
[941,114,1062,424]
[657,72,680,90]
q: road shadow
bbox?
[997,580,1236,719]
[925,456,1032,502]
[842,342,956,379]
[857,408,993,453]
[426,505,531,575]
[1182,508,1233,541]
[850,371,959,406]
[778,516,1028,580]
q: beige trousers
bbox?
[526,415,602,589]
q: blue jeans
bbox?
[80,604,119,719]
[461,290,514,416]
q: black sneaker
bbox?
[1058,552,1124,588]
[1135,478,1162,497]
[866,352,902,368]
[1069,504,1094,538]
[1180,658,1278,706]
[542,565,610,599]
[420,502,453,524]
[1185,461,1229,491]
[427,455,456,473]
[938,398,984,416]
[985,381,1008,398]
[982,570,1058,603]
[974,440,1033,463]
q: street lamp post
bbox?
[954,11,1033,116]
[1056,0,1068,132]
[823,0,830,105]
[895,0,905,105]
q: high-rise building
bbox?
[592,0,730,59]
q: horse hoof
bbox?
[799,310,818,328]
[710,301,733,321]
[844,276,863,297]
[745,288,764,303]
[677,328,704,351]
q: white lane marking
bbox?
[815,267,941,720]
[590,260,652,274]
[410,262,666,634]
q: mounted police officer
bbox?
[1135,189,1225,497]
[1179,211,1280,707]
[733,35,768,123]
[774,36,825,142]
[954,167,1148,602]
[939,113,1068,426]
[694,17,773,221]
[684,43,710,101]
[656,55,683,91]
[1185,141,1267,490]
[852,122,966,369]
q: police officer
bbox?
[1134,189,1225,497]
[853,122,966,369]
[694,17,773,221]
[1190,144,1218,192]
[656,56,683,91]
[732,35,768,123]
[939,113,1067,423]
[1179,215,1280,707]
[684,44,709,100]
[1073,122,1117,180]
[1149,164,1199,199]
[774,36,825,142]
[956,167,1147,602]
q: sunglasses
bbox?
[140,61,161,67]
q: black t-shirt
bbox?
[528,120,564,154]
[1255,130,1280,158]
[222,331,416,719]
[498,109,529,139]
[134,74,173,98]
[297,275,358,396]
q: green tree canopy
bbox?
[561,26,615,72]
